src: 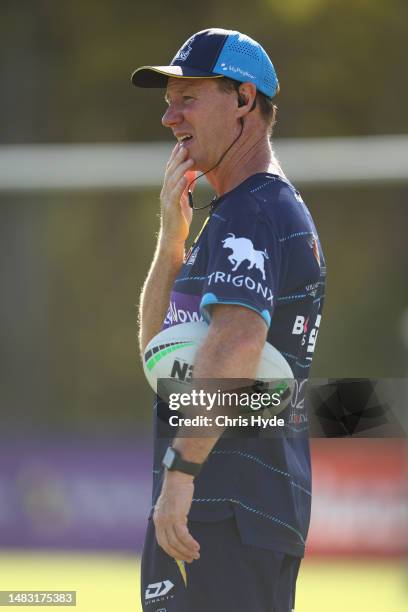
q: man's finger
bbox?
[170,523,200,559]
[167,525,197,561]
[156,524,182,560]
[173,522,200,556]
[162,177,188,213]
[166,157,193,190]
[166,143,180,168]
[165,144,188,175]
[157,524,195,563]
[163,161,193,201]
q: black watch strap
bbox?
[162,446,202,477]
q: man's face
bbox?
[162,78,238,171]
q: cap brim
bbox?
[131,65,223,88]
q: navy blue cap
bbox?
[131,28,279,98]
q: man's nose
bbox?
[162,104,183,128]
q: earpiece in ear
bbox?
[237,94,247,108]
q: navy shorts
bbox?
[141,516,301,612]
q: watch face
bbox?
[162,447,175,469]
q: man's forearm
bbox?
[138,234,185,353]
[172,341,260,464]
[172,306,266,464]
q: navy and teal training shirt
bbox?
[151,172,326,557]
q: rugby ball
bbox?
[143,321,294,414]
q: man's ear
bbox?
[237,83,257,112]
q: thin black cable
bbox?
[187,117,244,210]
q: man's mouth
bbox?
[177,134,193,144]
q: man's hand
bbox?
[153,470,200,563]
[160,144,196,245]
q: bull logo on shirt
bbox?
[222,233,269,280]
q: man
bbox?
[132,28,326,612]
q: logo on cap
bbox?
[174,36,195,62]
[220,62,255,80]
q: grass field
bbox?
[0,552,406,611]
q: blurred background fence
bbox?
[1,1,407,610]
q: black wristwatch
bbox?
[162,446,202,477]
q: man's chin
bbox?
[187,154,214,175]
[190,161,203,173]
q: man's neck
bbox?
[204,131,285,196]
